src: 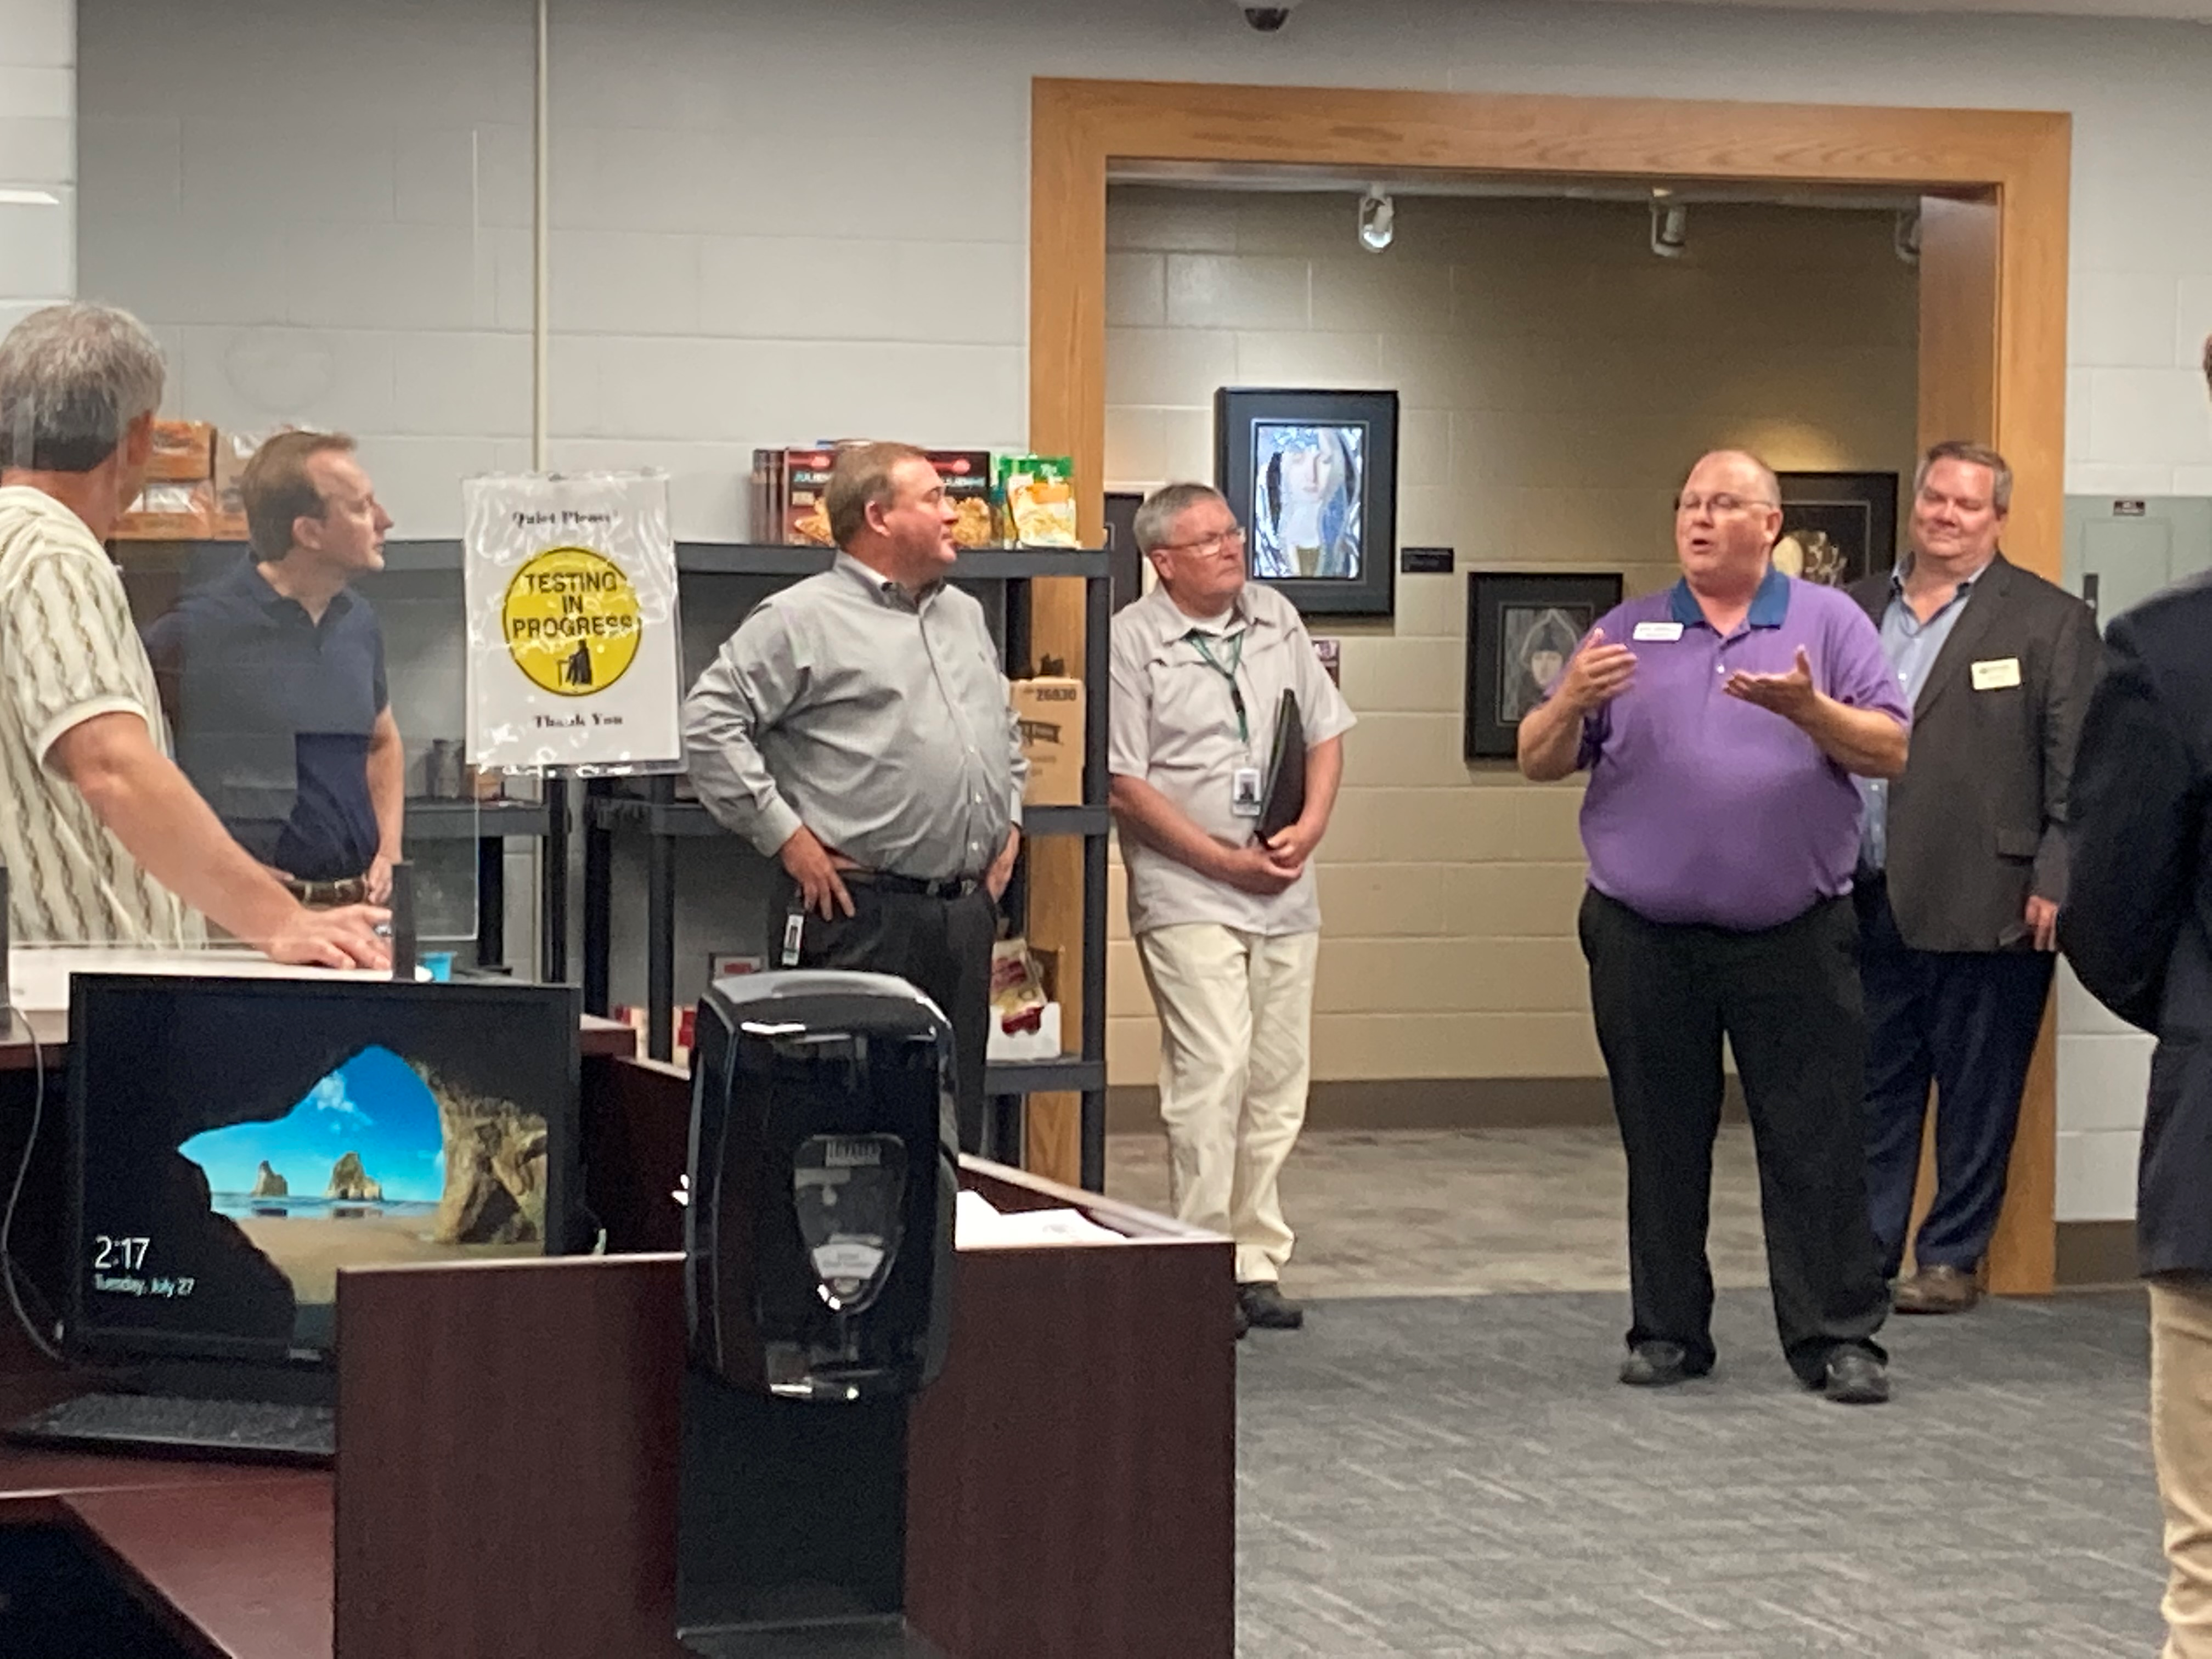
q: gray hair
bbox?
[1915,440,2012,514]
[0,302,166,473]
[1133,482,1227,556]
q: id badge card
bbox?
[1231,765,1264,818]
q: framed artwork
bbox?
[1103,489,1146,614]
[1774,471,1900,588]
[1215,387,1398,617]
[1464,572,1623,761]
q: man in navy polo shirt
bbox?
[1519,449,1910,1406]
[146,431,403,907]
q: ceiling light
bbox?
[1358,187,1395,253]
[0,188,61,208]
[1650,199,1689,259]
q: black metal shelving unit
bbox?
[579,544,1114,1189]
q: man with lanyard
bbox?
[1109,482,1353,1338]
[683,441,1024,1156]
[1847,441,2098,1314]
[146,431,404,909]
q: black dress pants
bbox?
[771,875,997,1158]
[1578,889,1890,1384]
[1855,874,2054,1279]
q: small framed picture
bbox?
[1215,388,1398,618]
[1464,572,1624,761]
[1774,472,1901,588]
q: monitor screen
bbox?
[66,974,581,1367]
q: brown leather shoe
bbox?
[1894,1264,1980,1314]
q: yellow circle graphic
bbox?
[501,546,642,697]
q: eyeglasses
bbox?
[1158,526,1248,557]
[1675,494,1778,517]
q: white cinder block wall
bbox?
[74,0,2212,1222]
[0,0,74,329]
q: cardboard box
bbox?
[1011,675,1084,806]
[114,481,214,540]
[146,420,215,482]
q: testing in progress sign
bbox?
[464,472,682,772]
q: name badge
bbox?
[1632,621,1684,642]
[1231,766,1263,819]
[1971,657,2023,691]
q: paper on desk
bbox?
[955,1188,1131,1249]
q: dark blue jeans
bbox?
[1855,876,2055,1279]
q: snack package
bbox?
[986,937,1062,1061]
[928,450,997,549]
[146,419,215,482]
[209,426,292,540]
[750,447,839,545]
[114,481,215,540]
[995,455,1079,547]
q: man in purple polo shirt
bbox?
[1519,449,1910,1406]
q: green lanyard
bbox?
[1187,629,1249,747]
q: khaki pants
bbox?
[2154,1274,2212,1657]
[1135,923,1319,1285]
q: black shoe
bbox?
[1618,1340,1700,1386]
[1237,1281,1304,1330]
[1233,1297,1250,1341]
[1822,1347,1891,1405]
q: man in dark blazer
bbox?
[2061,335,2212,1655]
[1847,441,2101,1314]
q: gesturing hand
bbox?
[1724,646,1821,725]
[1556,628,1637,714]
[778,825,857,921]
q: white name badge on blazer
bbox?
[1971,657,2023,691]
[1632,621,1684,642]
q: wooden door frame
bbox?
[1026,77,2070,1294]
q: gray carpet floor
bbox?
[1234,1288,2167,1657]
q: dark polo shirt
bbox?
[144,558,387,882]
[1573,568,1909,932]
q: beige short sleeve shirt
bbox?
[0,487,202,948]
[1109,580,1355,938]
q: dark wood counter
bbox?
[0,1007,637,1071]
[0,1054,1233,1659]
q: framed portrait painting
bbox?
[1773,471,1900,588]
[1215,387,1398,617]
[1464,572,1623,761]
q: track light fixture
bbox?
[1649,193,1689,260]
[1894,208,1922,267]
[1358,187,1395,253]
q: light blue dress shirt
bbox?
[1858,563,1985,873]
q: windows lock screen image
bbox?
[75,981,575,1358]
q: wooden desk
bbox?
[0,1057,1233,1659]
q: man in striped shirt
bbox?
[0,303,387,968]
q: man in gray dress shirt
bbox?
[684,441,1025,1153]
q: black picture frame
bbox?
[1464,572,1623,761]
[1103,489,1145,614]
[1774,471,1900,589]
[1215,387,1398,617]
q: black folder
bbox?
[1256,691,1306,843]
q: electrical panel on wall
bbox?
[2063,496,2212,628]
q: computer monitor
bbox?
[64,974,581,1369]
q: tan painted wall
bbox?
[1102,187,1919,1087]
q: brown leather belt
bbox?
[285,876,369,908]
